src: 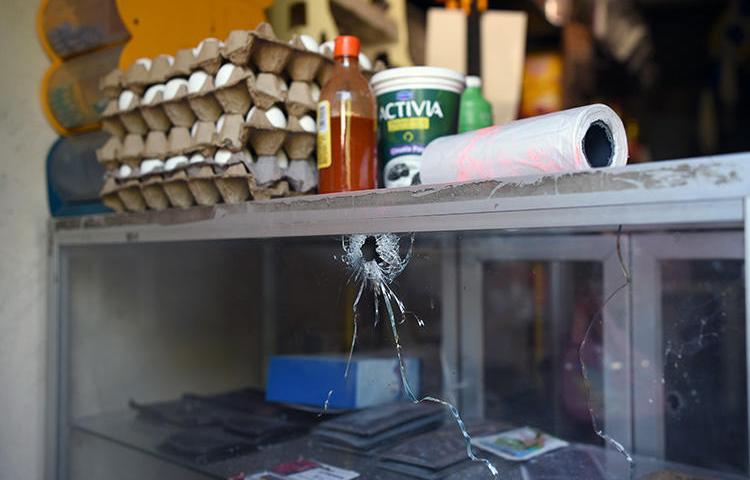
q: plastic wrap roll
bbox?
[420,104,628,185]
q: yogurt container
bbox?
[370,67,464,187]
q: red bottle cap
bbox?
[334,36,360,58]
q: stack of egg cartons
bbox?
[96,23,350,213]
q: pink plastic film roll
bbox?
[420,104,628,185]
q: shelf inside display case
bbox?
[52,154,750,246]
[72,406,746,480]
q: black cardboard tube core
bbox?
[583,120,614,168]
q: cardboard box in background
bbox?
[481,11,527,124]
[426,9,527,125]
[266,355,421,409]
[425,9,467,74]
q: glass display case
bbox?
[48,154,750,480]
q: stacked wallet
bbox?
[313,402,445,453]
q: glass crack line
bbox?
[319,389,334,417]
[335,233,499,477]
[578,226,634,465]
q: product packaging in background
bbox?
[47,131,110,216]
[238,459,359,480]
[520,52,564,118]
[458,76,493,133]
[371,66,464,188]
[266,355,420,409]
[426,9,527,125]
[471,427,569,461]
[420,103,628,185]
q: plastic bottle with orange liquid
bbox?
[316,36,377,193]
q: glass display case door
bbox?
[456,230,747,475]
[631,231,746,472]
[456,233,632,445]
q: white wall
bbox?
[0,1,56,479]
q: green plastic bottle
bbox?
[458,76,493,133]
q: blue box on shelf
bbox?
[266,355,420,410]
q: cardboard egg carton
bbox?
[248,25,335,82]
[211,149,292,203]
[113,164,147,212]
[187,71,223,122]
[140,84,172,131]
[286,158,318,193]
[101,100,126,138]
[143,131,168,160]
[249,178,290,200]
[245,106,288,155]
[146,55,175,85]
[219,24,333,81]
[98,21,332,213]
[286,35,326,82]
[109,50,191,107]
[211,149,254,204]
[167,126,191,157]
[101,144,317,212]
[102,21,334,122]
[316,41,337,86]
[246,151,317,199]
[248,72,288,110]
[99,69,123,100]
[117,90,149,134]
[123,58,152,95]
[251,23,294,74]
[137,159,170,211]
[186,153,222,206]
[162,78,196,127]
[95,136,121,172]
[250,152,318,196]
[216,114,249,152]
[171,48,198,77]
[221,30,255,65]
[193,38,224,75]
[284,115,316,160]
[103,160,176,212]
[118,133,145,168]
[213,106,316,159]
[100,175,126,213]
[185,120,217,157]
[249,108,317,159]
[213,64,253,114]
[286,81,320,117]
[248,151,286,187]
[161,155,194,208]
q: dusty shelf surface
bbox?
[73,409,744,480]
[53,154,750,245]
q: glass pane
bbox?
[482,261,604,446]
[661,259,747,474]
[272,236,444,396]
[63,229,748,480]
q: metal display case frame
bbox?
[47,153,750,479]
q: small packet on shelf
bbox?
[232,459,359,480]
[471,427,568,462]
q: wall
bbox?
[0,1,56,479]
